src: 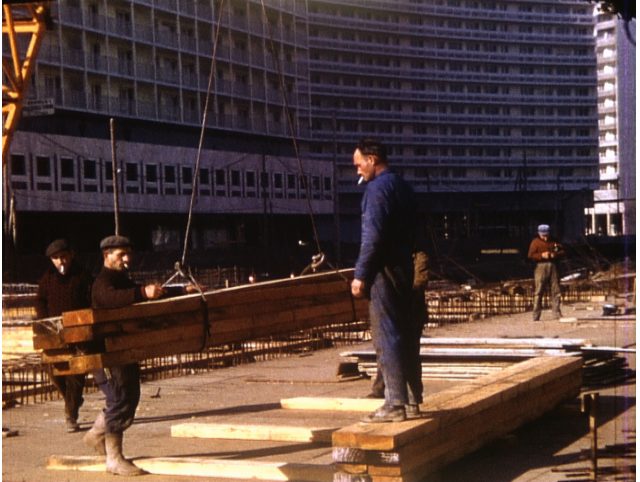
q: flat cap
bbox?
[537,224,550,234]
[45,239,71,258]
[100,235,132,250]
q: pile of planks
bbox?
[341,337,587,381]
[32,269,367,376]
[333,355,583,481]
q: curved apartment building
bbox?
[4,0,600,274]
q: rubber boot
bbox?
[82,411,106,455]
[105,432,146,476]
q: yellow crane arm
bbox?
[2,2,49,166]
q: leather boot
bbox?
[105,432,146,476]
[82,411,106,455]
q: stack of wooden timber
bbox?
[341,337,586,381]
[32,269,367,376]
[333,355,583,482]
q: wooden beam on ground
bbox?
[46,455,333,481]
[332,356,583,481]
[171,422,336,443]
[280,397,384,412]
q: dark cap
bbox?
[99,235,132,250]
[45,239,71,258]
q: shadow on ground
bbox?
[427,393,635,482]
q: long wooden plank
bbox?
[60,269,355,327]
[104,321,205,352]
[52,338,203,375]
[46,455,333,481]
[280,397,384,412]
[331,356,582,451]
[334,370,582,476]
[171,422,336,443]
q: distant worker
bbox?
[351,138,418,423]
[527,224,565,321]
[35,239,92,433]
[83,235,195,476]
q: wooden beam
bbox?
[171,422,336,443]
[332,356,583,481]
[280,397,384,412]
[46,455,334,481]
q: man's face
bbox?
[104,247,132,271]
[353,148,376,182]
[50,250,73,275]
[539,232,549,241]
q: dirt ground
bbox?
[2,301,635,482]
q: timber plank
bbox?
[104,321,205,352]
[59,269,355,328]
[171,422,336,443]
[32,333,65,350]
[52,338,203,375]
[331,357,582,451]
[280,397,384,412]
[46,455,334,481]
[334,370,582,476]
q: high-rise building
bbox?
[585,12,636,236]
[4,0,600,275]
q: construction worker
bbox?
[351,138,418,423]
[527,224,565,321]
[35,239,92,432]
[83,235,165,476]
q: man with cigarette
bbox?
[351,138,418,423]
[35,239,92,432]
[527,224,565,321]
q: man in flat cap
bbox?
[35,239,92,432]
[83,235,192,476]
[527,224,565,321]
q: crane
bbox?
[2,1,49,165]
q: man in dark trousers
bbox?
[83,235,165,476]
[35,239,92,432]
[367,249,428,419]
[527,224,565,321]
[351,138,417,423]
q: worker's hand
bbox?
[184,284,202,294]
[541,251,550,259]
[351,278,366,298]
[144,283,164,300]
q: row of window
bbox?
[9,154,333,201]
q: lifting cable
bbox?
[162,0,226,349]
[259,1,357,322]
[259,0,337,278]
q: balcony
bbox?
[65,90,86,109]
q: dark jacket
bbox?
[91,267,146,309]
[35,261,92,318]
[354,169,416,287]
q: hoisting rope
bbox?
[259,0,329,277]
[162,0,226,349]
[258,1,357,322]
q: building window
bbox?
[146,164,158,183]
[164,165,176,183]
[215,169,227,196]
[10,154,26,176]
[36,156,51,177]
[126,162,138,181]
[60,157,74,178]
[83,159,97,179]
